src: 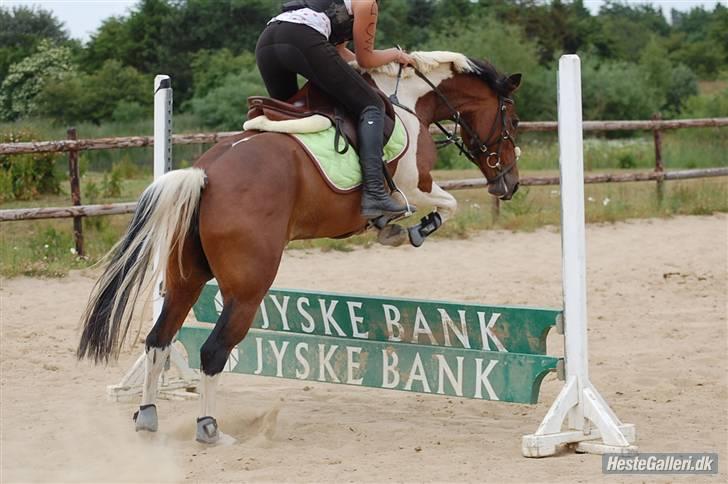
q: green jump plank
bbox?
[178,325,560,404]
[193,284,561,356]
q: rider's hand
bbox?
[396,50,416,67]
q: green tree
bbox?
[37,59,148,124]
[82,16,133,72]
[663,5,725,77]
[377,0,434,49]
[83,0,280,104]
[0,40,73,120]
[0,5,69,81]
[639,37,671,99]
[425,14,554,120]
[190,49,257,98]
[488,0,597,64]
[593,1,669,63]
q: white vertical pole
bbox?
[557,55,589,428]
[522,55,635,457]
[153,75,172,322]
[154,75,173,179]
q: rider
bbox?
[255,0,415,219]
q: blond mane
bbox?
[358,51,479,78]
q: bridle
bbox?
[389,65,519,187]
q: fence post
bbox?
[67,127,84,257]
[652,112,664,204]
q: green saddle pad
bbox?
[291,115,408,192]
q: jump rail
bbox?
[110,55,638,457]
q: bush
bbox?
[187,69,265,130]
[664,64,699,115]
[617,153,637,169]
[112,101,148,123]
[580,58,661,120]
[0,129,61,201]
[101,167,122,198]
[110,158,141,179]
[682,88,728,118]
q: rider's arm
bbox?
[336,43,357,62]
[352,0,413,68]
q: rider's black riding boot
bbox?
[358,106,409,219]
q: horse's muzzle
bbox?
[488,171,519,200]
[500,182,519,200]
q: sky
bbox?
[2,0,726,43]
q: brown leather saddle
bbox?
[247,81,397,153]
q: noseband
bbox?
[389,66,518,187]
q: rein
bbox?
[388,64,517,186]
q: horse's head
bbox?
[445,59,522,200]
[365,52,522,200]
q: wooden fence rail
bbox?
[3,167,726,222]
[437,166,728,190]
[1,116,726,223]
[1,118,726,155]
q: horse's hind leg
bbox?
[194,246,285,444]
[134,236,211,432]
[194,294,272,443]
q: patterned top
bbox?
[270,0,353,40]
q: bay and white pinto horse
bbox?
[78,51,522,443]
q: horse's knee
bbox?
[200,338,230,376]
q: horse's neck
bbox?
[372,65,457,125]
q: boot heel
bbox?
[361,207,385,219]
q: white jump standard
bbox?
[521,55,636,457]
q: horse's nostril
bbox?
[512,182,520,195]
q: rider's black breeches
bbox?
[255,21,384,118]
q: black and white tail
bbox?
[77,168,207,362]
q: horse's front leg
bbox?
[406,183,458,247]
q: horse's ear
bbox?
[507,73,522,92]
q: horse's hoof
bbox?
[408,226,426,247]
[133,404,158,432]
[196,416,220,444]
[377,224,407,247]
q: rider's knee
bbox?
[360,96,385,117]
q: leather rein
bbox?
[388,64,518,187]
